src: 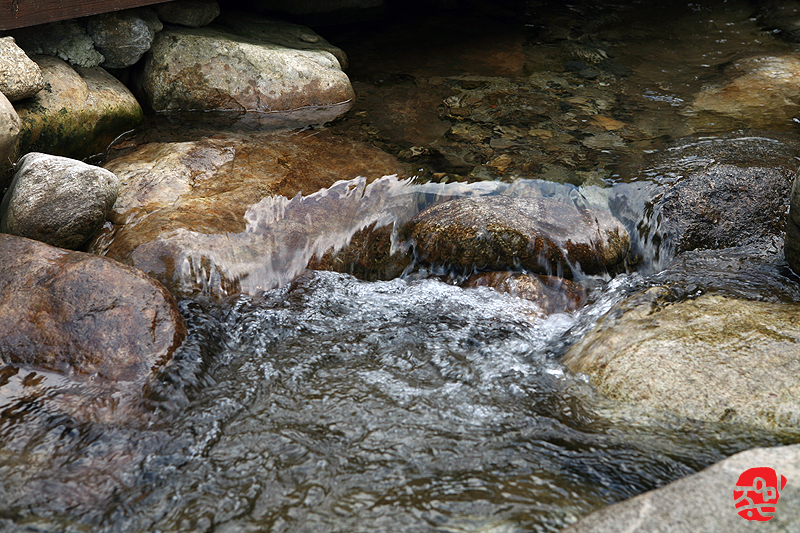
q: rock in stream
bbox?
[406,195,630,276]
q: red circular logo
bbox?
[733,467,787,521]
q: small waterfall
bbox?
[161,175,668,297]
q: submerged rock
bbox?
[14,56,143,159]
[685,55,800,130]
[564,443,800,533]
[140,23,353,124]
[87,130,408,296]
[0,234,185,383]
[406,195,630,276]
[562,288,800,429]
[464,271,587,313]
[0,153,119,250]
[0,37,44,101]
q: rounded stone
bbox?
[0,36,44,101]
[406,195,630,276]
[0,234,186,383]
[0,91,20,183]
[86,9,163,69]
[0,153,119,250]
[140,25,354,123]
[13,55,144,160]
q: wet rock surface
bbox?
[88,130,408,296]
[563,288,800,430]
[786,172,800,275]
[308,222,412,282]
[652,164,793,255]
[0,153,119,250]
[139,22,353,123]
[0,37,44,102]
[0,234,186,382]
[407,195,630,276]
[564,443,800,533]
[14,56,143,160]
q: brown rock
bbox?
[406,196,630,276]
[88,130,409,296]
[308,222,412,281]
[464,271,587,314]
[0,91,20,184]
[685,55,800,130]
[0,234,186,383]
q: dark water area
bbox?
[4,0,800,532]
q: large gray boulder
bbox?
[0,153,119,250]
[0,36,44,101]
[563,444,800,532]
[139,23,354,124]
[13,55,143,160]
[86,9,163,69]
[0,234,185,383]
[562,288,800,429]
[406,195,630,276]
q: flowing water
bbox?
[3,1,800,532]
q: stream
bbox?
[3,0,800,532]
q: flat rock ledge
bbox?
[0,234,186,383]
[406,195,630,276]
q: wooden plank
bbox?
[0,0,170,31]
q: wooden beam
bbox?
[0,0,170,31]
